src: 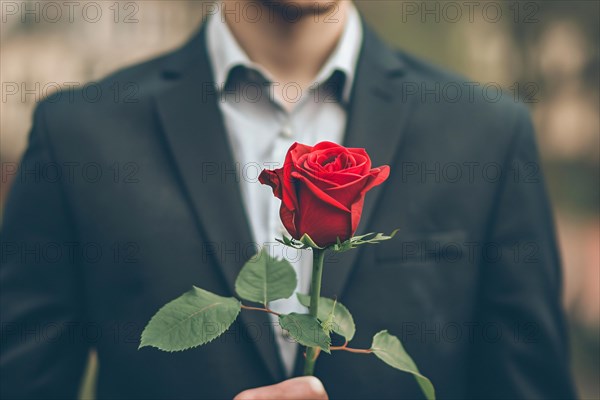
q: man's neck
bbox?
[223,1,349,91]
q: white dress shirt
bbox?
[206,4,363,376]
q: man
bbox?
[0,1,577,399]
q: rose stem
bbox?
[303,247,326,376]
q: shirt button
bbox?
[247,69,259,82]
[280,125,293,138]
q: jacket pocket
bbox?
[375,229,468,266]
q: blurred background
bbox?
[1,0,598,398]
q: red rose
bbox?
[259,141,390,247]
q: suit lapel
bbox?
[153,25,286,382]
[321,24,417,299]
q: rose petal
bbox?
[296,167,364,188]
[258,168,284,200]
[291,171,350,213]
[294,186,353,246]
[349,166,391,232]
[279,203,299,239]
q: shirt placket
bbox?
[265,96,314,377]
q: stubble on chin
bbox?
[256,0,340,18]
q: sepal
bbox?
[331,229,399,252]
[276,233,325,250]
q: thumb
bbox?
[233,376,328,400]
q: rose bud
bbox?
[259,141,390,247]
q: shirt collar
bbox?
[206,3,363,104]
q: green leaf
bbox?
[297,293,356,341]
[139,286,241,352]
[279,313,331,353]
[235,249,297,306]
[370,330,435,400]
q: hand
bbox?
[233,376,328,400]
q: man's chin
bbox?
[258,0,339,17]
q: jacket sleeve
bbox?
[466,105,577,399]
[0,102,90,399]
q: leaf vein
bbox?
[163,302,223,335]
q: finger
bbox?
[233,382,284,400]
[233,376,328,400]
[281,377,328,400]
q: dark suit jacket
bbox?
[0,19,577,400]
